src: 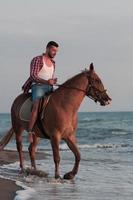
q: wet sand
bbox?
[0,177,22,200]
[0,149,48,200]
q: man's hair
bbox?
[46,41,59,48]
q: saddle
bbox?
[19,93,51,122]
[19,92,52,139]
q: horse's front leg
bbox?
[50,134,61,179]
[64,134,81,180]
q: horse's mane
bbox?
[61,72,83,86]
[52,71,85,93]
[54,66,102,92]
[58,67,101,86]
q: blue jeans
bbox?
[31,84,53,101]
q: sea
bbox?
[0,112,133,200]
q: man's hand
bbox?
[48,78,57,85]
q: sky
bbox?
[0,0,133,112]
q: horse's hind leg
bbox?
[28,134,40,170]
[64,134,81,180]
[15,127,25,172]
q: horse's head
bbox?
[83,63,112,106]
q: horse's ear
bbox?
[89,63,94,71]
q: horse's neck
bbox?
[60,73,88,112]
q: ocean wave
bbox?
[82,143,129,149]
[15,181,36,200]
[0,174,35,200]
[77,127,131,137]
[110,128,132,135]
[111,131,128,135]
[79,118,104,124]
[0,162,36,200]
[59,143,129,150]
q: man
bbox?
[22,41,59,143]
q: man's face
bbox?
[47,46,58,58]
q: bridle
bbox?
[85,73,107,102]
[54,71,107,103]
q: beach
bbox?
[0,149,47,200]
[0,177,22,200]
[0,149,23,200]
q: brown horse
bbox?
[0,63,111,180]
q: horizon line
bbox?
[0,110,133,114]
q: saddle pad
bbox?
[19,97,33,121]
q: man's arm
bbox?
[30,57,49,84]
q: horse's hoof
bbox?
[30,167,37,172]
[55,174,62,179]
[19,168,26,174]
[63,172,75,180]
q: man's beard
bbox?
[48,52,55,58]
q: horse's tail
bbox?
[0,128,15,151]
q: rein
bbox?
[54,74,106,102]
[54,83,87,94]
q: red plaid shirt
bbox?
[22,53,55,93]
